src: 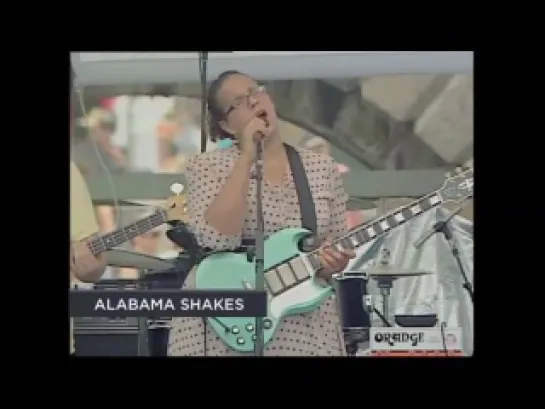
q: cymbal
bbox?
[367,266,432,278]
[105,249,174,271]
[346,267,432,278]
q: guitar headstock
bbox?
[438,160,473,204]
[164,194,187,222]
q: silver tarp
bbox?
[346,207,474,355]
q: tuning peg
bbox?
[170,183,184,196]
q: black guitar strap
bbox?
[284,144,317,234]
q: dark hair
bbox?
[206,70,244,142]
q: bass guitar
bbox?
[195,164,473,352]
[81,195,186,258]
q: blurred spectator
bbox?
[156,113,188,173]
[175,111,202,154]
[71,107,127,234]
[100,97,116,111]
[72,107,127,175]
[304,137,367,229]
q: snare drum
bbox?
[147,318,172,357]
[334,272,371,331]
[334,272,372,354]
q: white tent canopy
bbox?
[71,51,473,86]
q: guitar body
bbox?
[195,227,332,352]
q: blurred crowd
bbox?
[70,96,370,281]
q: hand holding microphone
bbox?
[239,111,270,161]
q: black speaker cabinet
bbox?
[74,317,171,357]
[72,279,174,357]
[73,280,144,356]
[73,317,142,356]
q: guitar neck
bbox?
[87,209,167,256]
[307,191,444,269]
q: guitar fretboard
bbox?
[306,192,442,270]
[261,191,443,297]
[87,209,167,256]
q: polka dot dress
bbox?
[168,145,348,356]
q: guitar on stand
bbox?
[194,162,473,352]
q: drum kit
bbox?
[334,250,434,356]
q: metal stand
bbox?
[250,141,266,357]
[376,278,394,326]
[137,271,150,356]
[416,212,474,303]
[375,249,394,326]
[344,329,370,356]
[440,221,473,303]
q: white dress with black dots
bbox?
[168,145,348,356]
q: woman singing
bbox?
[167,71,354,356]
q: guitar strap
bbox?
[284,144,317,234]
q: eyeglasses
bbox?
[224,85,267,116]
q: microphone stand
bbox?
[251,141,265,357]
[417,207,474,303]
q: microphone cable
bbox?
[198,51,209,356]
[199,52,208,153]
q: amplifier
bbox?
[73,279,144,356]
[74,330,141,356]
[72,279,172,356]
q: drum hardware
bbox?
[366,253,432,327]
[338,261,433,357]
[395,314,437,328]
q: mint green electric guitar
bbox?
[194,165,473,352]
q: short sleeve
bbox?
[70,161,99,240]
[328,159,348,240]
[184,155,242,250]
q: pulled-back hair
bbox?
[206,70,244,142]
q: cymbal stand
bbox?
[375,249,394,327]
[372,306,392,327]
[376,278,394,327]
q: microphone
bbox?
[413,229,438,250]
[252,112,269,142]
[252,131,266,143]
[413,205,463,249]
